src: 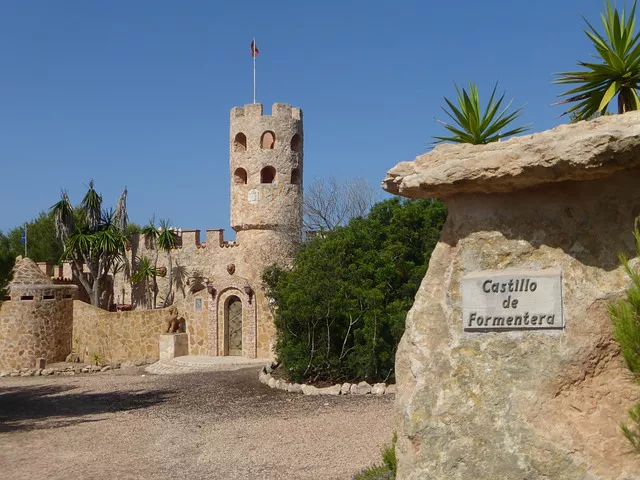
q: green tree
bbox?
[434,82,529,145]
[6,211,64,264]
[263,198,447,383]
[51,181,129,309]
[0,233,15,300]
[555,1,640,120]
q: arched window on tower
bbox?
[261,131,276,149]
[234,167,248,184]
[291,168,301,185]
[234,133,247,152]
[260,166,276,184]
[290,133,301,153]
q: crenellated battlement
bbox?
[230,103,302,121]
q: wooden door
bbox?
[227,297,243,356]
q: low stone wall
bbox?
[72,298,210,364]
[73,301,168,364]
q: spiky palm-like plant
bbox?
[51,182,128,309]
[555,1,640,120]
[156,219,178,307]
[131,256,158,309]
[141,220,160,308]
[433,82,529,145]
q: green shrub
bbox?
[610,225,640,453]
[353,465,394,480]
[381,433,397,473]
[621,403,640,453]
[353,433,397,480]
[263,198,446,383]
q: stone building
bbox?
[113,103,303,359]
[0,257,77,370]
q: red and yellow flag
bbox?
[251,38,259,58]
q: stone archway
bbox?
[225,296,243,356]
[211,282,257,358]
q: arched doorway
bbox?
[225,296,243,356]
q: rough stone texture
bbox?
[383,111,640,198]
[159,333,189,361]
[318,385,341,396]
[288,383,302,393]
[0,257,77,370]
[371,383,386,395]
[384,114,640,479]
[110,103,302,360]
[341,383,352,395]
[356,382,372,395]
[72,301,167,364]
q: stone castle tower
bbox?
[229,103,303,250]
[103,102,304,360]
[0,103,305,371]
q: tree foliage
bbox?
[434,82,529,145]
[263,198,447,383]
[0,233,15,300]
[555,0,640,120]
[2,211,64,264]
[51,181,129,309]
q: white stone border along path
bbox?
[258,363,396,396]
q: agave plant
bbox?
[433,82,529,145]
[555,0,640,120]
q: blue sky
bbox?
[0,1,613,234]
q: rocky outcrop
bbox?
[384,112,640,479]
[383,111,640,198]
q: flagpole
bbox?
[253,37,257,104]
[24,223,28,258]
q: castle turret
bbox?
[229,103,303,242]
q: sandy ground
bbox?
[0,366,394,480]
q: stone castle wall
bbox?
[72,296,210,364]
[111,103,302,360]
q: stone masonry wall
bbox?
[0,293,74,370]
[72,301,167,364]
[72,297,211,364]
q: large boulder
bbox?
[383,112,640,479]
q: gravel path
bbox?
[0,366,394,480]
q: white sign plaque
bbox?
[461,269,564,332]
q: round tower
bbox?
[229,103,303,248]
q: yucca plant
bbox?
[433,82,529,145]
[131,255,159,309]
[555,1,640,120]
[51,182,128,309]
[156,219,178,307]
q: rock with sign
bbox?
[383,112,640,479]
